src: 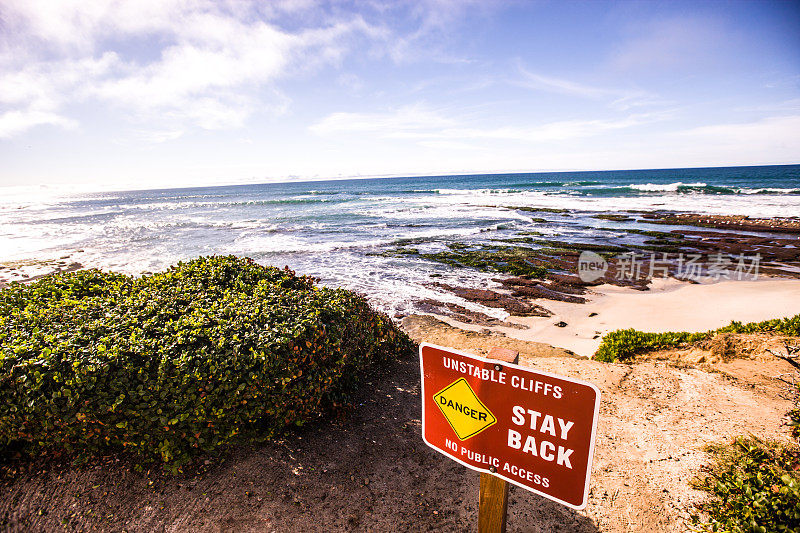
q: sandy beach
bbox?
[424,277,800,357]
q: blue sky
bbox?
[1,0,798,190]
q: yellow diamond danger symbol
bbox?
[433,378,497,440]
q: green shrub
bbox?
[0,256,414,470]
[791,409,800,441]
[717,314,800,336]
[594,329,707,362]
[594,313,800,362]
[691,436,800,532]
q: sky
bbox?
[0,0,799,191]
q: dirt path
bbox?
[2,318,797,532]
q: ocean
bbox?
[2,164,799,318]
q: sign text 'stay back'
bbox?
[420,343,601,510]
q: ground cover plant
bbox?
[0,256,414,471]
[594,314,800,362]
[690,437,800,533]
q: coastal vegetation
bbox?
[0,256,414,471]
[594,314,800,362]
[691,437,800,532]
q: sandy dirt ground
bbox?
[2,317,797,532]
[432,277,800,357]
[0,258,83,288]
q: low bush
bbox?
[791,410,800,441]
[0,256,414,471]
[594,329,707,362]
[691,436,800,532]
[717,314,800,336]
[594,313,800,362]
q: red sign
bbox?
[420,342,600,510]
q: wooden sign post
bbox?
[419,342,601,530]
[478,347,519,533]
[479,472,510,533]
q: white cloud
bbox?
[675,115,800,149]
[0,110,77,139]
[0,0,507,139]
[0,53,118,137]
[514,64,668,112]
[311,104,665,145]
[444,114,660,143]
[310,104,457,135]
[516,69,610,99]
[130,129,185,144]
[0,1,382,137]
[1,0,193,54]
[734,98,800,114]
[417,139,486,151]
[609,94,673,112]
[0,54,118,109]
[379,0,498,63]
[91,18,293,125]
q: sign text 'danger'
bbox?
[419,343,601,510]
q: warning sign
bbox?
[420,342,601,510]
[433,378,497,440]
